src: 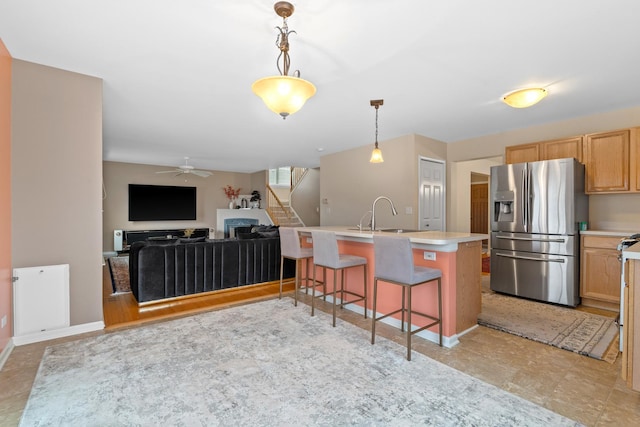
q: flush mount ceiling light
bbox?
[369,99,384,163]
[252,1,316,119]
[502,88,548,108]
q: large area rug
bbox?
[20,299,579,426]
[107,256,130,294]
[478,292,619,362]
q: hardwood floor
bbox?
[102,264,296,330]
[1,268,639,426]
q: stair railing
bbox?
[266,185,292,226]
[290,167,308,191]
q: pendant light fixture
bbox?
[252,2,316,119]
[369,99,384,163]
[502,88,547,108]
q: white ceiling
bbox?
[2,0,640,173]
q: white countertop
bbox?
[623,244,640,261]
[298,226,488,252]
[580,230,638,237]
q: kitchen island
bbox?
[297,226,488,347]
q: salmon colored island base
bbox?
[298,227,486,348]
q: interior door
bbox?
[470,182,488,234]
[419,158,445,231]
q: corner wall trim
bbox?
[12,321,105,346]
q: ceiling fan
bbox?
[156,157,212,178]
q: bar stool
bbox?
[371,234,442,360]
[310,230,368,327]
[279,227,314,306]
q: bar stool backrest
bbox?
[310,230,340,267]
[373,235,415,284]
[280,227,305,258]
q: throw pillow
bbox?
[237,232,261,240]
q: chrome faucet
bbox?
[370,196,398,231]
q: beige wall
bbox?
[291,168,320,226]
[0,39,12,353]
[449,157,502,232]
[11,60,103,326]
[320,134,447,229]
[102,161,263,251]
[447,106,640,232]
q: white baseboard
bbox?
[12,321,105,346]
[0,339,15,371]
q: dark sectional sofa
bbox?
[128,226,295,304]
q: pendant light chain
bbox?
[375,106,379,147]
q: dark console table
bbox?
[124,228,209,246]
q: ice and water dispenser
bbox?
[493,191,515,225]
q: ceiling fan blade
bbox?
[192,170,212,177]
[156,169,180,174]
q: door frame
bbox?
[418,156,446,231]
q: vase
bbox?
[229,198,236,209]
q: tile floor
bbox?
[1,290,640,426]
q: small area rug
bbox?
[20,299,579,426]
[478,292,619,362]
[107,256,130,294]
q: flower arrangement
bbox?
[222,185,241,200]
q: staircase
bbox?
[266,167,307,227]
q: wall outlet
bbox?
[1,315,6,329]
[423,251,436,261]
[405,206,413,215]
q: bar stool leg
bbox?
[294,259,299,307]
[332,269,339,327]
[407,285,412,361]
[363,264,368,319]
[400,286,406,332]
[311,263,317,317]
[437,278,443,346]
[371,278,378,344]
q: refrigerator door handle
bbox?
[521,169,527,232]
[496,252,566,263]
[496,236,566,243]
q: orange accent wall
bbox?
[0,38,12,352]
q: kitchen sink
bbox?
[379,228,421,233]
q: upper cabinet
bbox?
[540,136,583,162]
[584,128,639,194]
[505,127,639,194]
[505,142,540,164]
[505,136,582,164]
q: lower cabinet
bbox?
[622,258,640,391]
[580,235,621,310]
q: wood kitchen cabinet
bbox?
[583,127,640,194]
[540,136,583,162]
[622,258,640,391]
[505,142,540,164]
[580,235,621,310]
[505,136,583,164]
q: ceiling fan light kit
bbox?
[252,1,316,119]
[156,157,212,178]
[502,87,548,108]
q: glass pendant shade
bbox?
[252,76,316,119]
[370,147,384,163]
[502,88,547,108]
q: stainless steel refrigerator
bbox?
[490,158,588,307]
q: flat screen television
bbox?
[128,184,197,221]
